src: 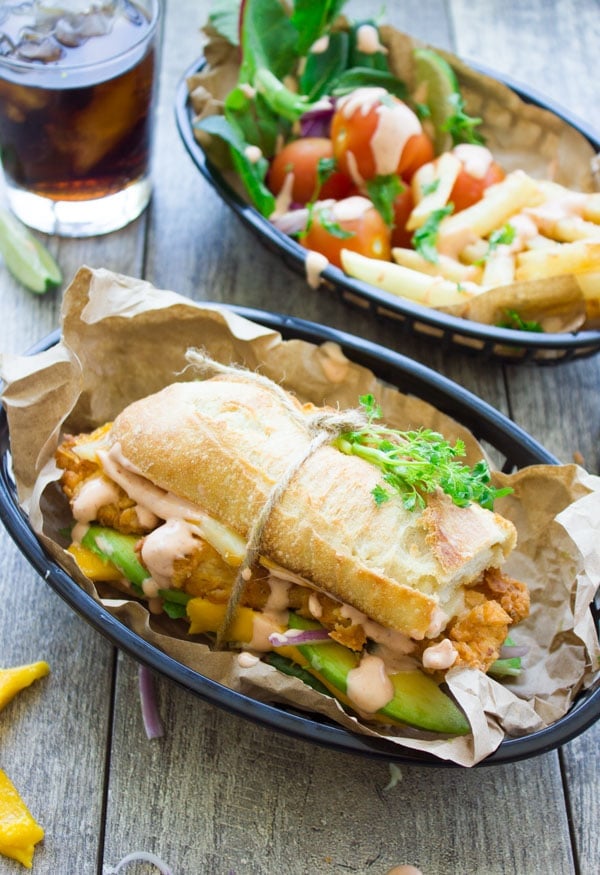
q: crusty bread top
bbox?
[109,376,517,639]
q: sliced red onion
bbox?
[270,208,310,236]
[499,643,530,659]
[103,851,174,874]
[138,665,164,740]
[300,98,335,138]
[269,628,332,647]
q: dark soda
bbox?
[0,1,159,207]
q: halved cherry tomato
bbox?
[450,146,505,212]
[267,137,354,205]
[390,185,415,248]
[301,195,391,269]
[330,88,433,183]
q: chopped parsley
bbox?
[411,204,454,263]
[475,223,517,264]
[442,92,485,145]
[499,309,543,333]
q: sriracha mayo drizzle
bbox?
[309,34,329,54]
[305,249,329,288]
[453,143,494,179]
[341,603,415,656]
[337,87,422,177]
[72,475,120,523]
[346,652,394,713]
[140,519,203,587]
[422,638,458,671]
[98,443,246,564]
[355,23,388,55]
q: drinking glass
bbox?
[0,0,161,237]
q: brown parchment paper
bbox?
[188,23,600,332]
[1,266,599,766]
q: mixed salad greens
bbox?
[199,0,482,225]
[193,1,600,336]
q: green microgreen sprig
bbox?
[334,394,512,511]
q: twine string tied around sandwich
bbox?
[185,349,369,649]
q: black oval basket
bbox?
[176,59,600,366]
[1,309,599,766]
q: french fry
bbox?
[391,246,483,283]
[583,193,600,224]
[576,271,600,325]
[407,152,461,230]
[481,248,516,287]
[436,170,544,256]
[515,240,600,281]
[525,210,600,242]
[341,248,481,308]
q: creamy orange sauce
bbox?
[305,249,329,288]
[337,87,422,177]
[249,612,286,651]
[346,652,394,712]
[453,143,494,179]
[330,194,372,222]
[244,144,263,164]
[72,475,120,523]
[422,637,457,670]
[270,171,295,218]
[98,443,246,564]
[341,604,415,656]
[238,651,260,668]
[265,577,291,614]
[140,519,202,587]
[308,593,323,619]
[142,577,160,599]
[309,34,329,54]
[355,24,388,54]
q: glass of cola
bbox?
[0,1,161,236]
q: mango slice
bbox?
[0,662,50,712]
[0,769,44,868]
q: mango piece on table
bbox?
[0,662,50,711]
[0,768,44,868]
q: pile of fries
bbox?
[342,157,600,332]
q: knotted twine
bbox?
[184,349,370,649]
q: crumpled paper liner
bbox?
[187,22,600,333]
[1,266,599,766]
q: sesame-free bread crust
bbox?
[109,376,517,639]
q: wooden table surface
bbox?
[1,1,599,873]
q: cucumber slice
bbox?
[0,208,62,294]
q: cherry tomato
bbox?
[267,137,354,205]
[397,132,435,182]
[390,185,415,249]
[301,195,391,269]
[449,146,505,212]
[330,88,433,183]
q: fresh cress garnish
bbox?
[335,394,512,511]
